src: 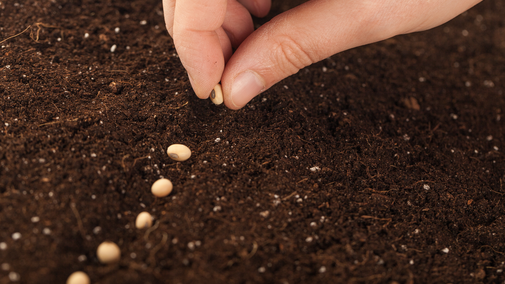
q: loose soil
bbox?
[1,0,505,283]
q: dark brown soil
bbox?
[1,1,505,283]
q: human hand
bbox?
[163,0,270,101]
[164,0,482,110]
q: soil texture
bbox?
[1,0,505,283]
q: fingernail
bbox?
[230,71,264,108]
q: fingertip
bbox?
[223,70,265,110]
[187,73,209,99]
[238,0,271,18]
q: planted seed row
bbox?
[67,144,192,283]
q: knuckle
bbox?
[271,35,314,76]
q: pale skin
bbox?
[163,0,482,110]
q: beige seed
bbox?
[167,144,191,162]
[210,83,223,105]
[151,178,173,197]
[135,211,153,229]
[66,271,90,284]
[96,241,121,264]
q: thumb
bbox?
[221,0,482,110]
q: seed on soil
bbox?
[151,178,173,197]
[167,144,191,161]
[210,84,223,105]
[66,271,90,284]
[97,241,121,264]
[135,211,153,229]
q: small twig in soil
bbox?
[360,215,392,227]
[247,241,258,259]
[167,101,188,110]
[148,232,168,267]
[144,220,160,242]
[282,191,298,200]
[132,156,149,168]
[0,25,31,44]
[38,118,78,127]
[70,203,86,240]
[0,23,58,44]
[121,154,130,170]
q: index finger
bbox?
[173,0,230,98]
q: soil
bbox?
[1,0,505,283]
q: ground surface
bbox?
[1,0,505,283]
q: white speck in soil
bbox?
[114,27,120,33]
[31,216,40,223]
[318,266,326,273]
[484,80,495,87]
[306,236,313,242]
[423,184,430,190]
[258,267,266,273]
[78,255,87,262]
[140,20,147,25]
[0,243,6,250]
[442,248,449,253]
[11,232,21,240]
[213,206,221,212]
[187,242,195,250]
[43,228,51,235]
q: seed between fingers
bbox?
[210,84,223,105]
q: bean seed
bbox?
[66,271,90,284]
[210,83,223,105]
[151,178,173,197]
[167,144,191,162]
[135,211,153,229]
[97,241,121,264]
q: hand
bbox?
[163,0,270,100]
[164,0,482,110]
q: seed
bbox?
[66,271,90,284]
[151,178,173,197]
[167,144,191,162]
[96,241,121,264]
[210,83,223,105]
[135,211,153,229]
